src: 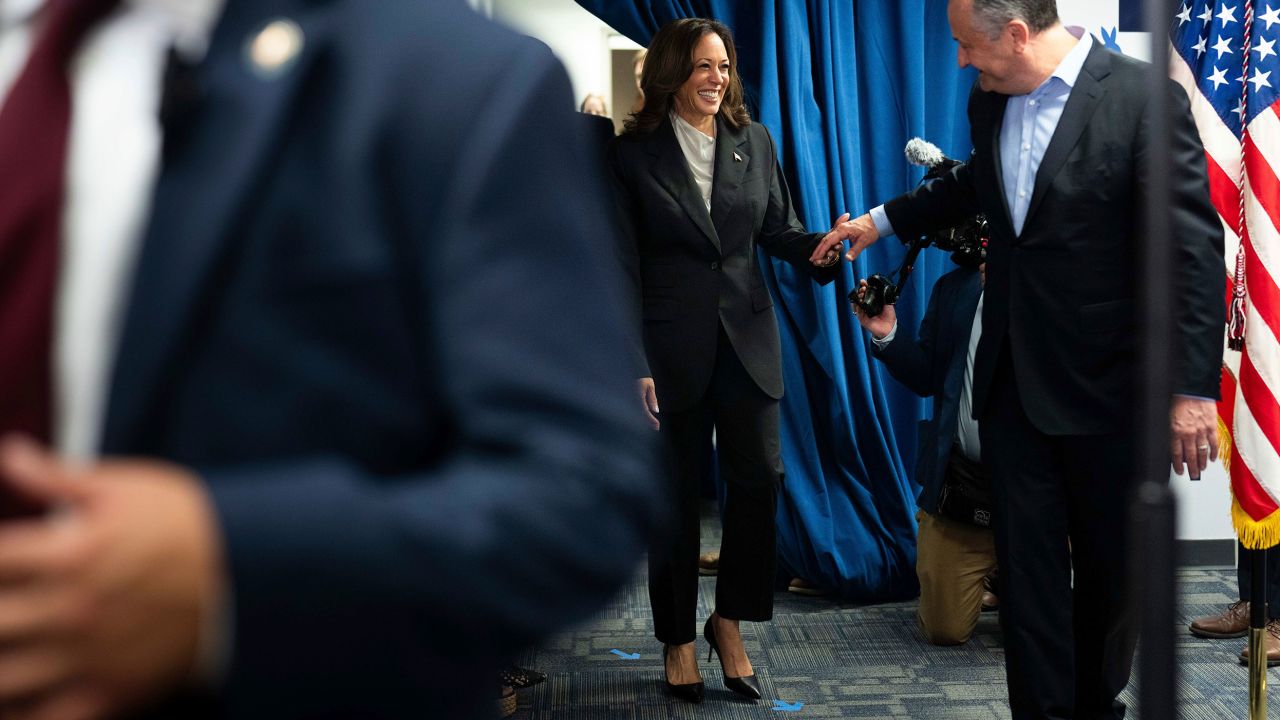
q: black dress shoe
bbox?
[500,664,546,689]
[703,616,762,700]
[662,644,705,704]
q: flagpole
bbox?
[1235,1,1268,716]
[1249,548,1267,720]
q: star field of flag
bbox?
[1173,1,1280,135]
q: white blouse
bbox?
[669,111,716,212]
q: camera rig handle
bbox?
[848,231,930,317]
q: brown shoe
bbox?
[1238,619,1280,667]
[980,567,999,612]
[498,685,516,718]
[1190,600,1250,639]
[698,551,719,576]
[787,577,827,597]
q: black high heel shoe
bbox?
[662,644,704,704]
[499,664,546,689]
[703,615,762,700]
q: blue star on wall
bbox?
[1100,25,1124,52]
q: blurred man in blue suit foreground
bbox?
[0,0,660,717]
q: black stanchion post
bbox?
[1132,481,1177,719]
[1135,0,1178,716]
[1249,548,1267,718]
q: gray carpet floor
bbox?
[511,511,1273,718]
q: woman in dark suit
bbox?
[609,17,851,705]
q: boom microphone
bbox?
[904,137,945,167]
[904,137,961,178]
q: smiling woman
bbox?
[672,33,728,132]
[622,18,749,135]
[608,16,856,709]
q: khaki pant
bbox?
[915,509,997,645]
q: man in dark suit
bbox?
[812,0,1223,716]
[0,1,659,718]
[857,265,997,646]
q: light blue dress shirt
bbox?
[869,28,1091,239]
[1000,30,1091,235]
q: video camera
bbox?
[851,138,989,317]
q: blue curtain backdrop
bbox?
[579,0,976,600]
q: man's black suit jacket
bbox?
[875,267,983,514]
[609,116,838,412]
[885,41,1224,434]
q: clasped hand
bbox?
[810,212,881,266]
[0,435,224,720]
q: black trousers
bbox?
[1237,542,1280,618]
[649,326,782,645]
[981,347,1137,720]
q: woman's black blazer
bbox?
[609,115,839,412]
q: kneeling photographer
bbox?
[853,197,996,646]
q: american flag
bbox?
[1171,1,1280,549]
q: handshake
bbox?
[810,139,979,271]
[811,212,882,267]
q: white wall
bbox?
[1059,0,1150,59]
[489,0,638,113]
[1172,464,1235,540]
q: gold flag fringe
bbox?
[1219,415,1234,471]
[1233,498,1280,550]
[1217,413,1279,548]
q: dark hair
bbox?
[623,18,750,135]
[970,0,1059,38]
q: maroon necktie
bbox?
[0,0,120,441]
